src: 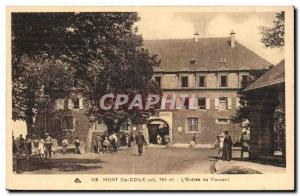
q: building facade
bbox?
[144,32,272,146]
[33,32,272,151]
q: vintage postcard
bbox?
[6,6,294,191]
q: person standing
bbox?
[12,136,17,154]
[44,133,53,159]
[25,135,32,159]
[156,134,162,145]
[240,131,249,159]
[222,131,233,161]
[102,136,109,153]
[74,137,81,154]
[135,130,147,156]
[38,136,45,159]
[216,133,225,158]
[127,132,134,147]
[109,133,118,153]
[18,134,25,154]
[62,137,69,154]
[96,135,103,153]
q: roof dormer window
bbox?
[219,57,227,63]
[190,58,197,65]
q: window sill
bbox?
[63,129,75,132]
[184,131,201,134]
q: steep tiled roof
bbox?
[243,60,285,91]
[143,37,272,72]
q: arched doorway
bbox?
[147,119,169,145]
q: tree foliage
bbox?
[64,13,161,133]
[260,11,285,48]
[232,69,267,124]
[12,12,161,134]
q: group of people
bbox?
[91,130,147,156]
[61,136,81,154]
[92,133,118,153]
[215,130,250,161]
[13,133,56,159]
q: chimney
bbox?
[230,30,236,48]
[194,32,200,42]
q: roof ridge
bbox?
[143,37,230,42]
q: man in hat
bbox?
[135,130,147,156]
[222,130,233,161]
[44,133,53,159]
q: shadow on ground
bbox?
[15,158,104,173]
[208,156,285,168]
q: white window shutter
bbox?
[55,99,64,110]
[215,98,219,110]
[68,99,73,110]
[206,98,210,109]
[236,97,241,109]
[79,98,83,110]
[176,97,181,109]
[185,119,188,132]
[227,98,232,110]
[197,119,201,132]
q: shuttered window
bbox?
[73,98,80,109]
[198,98,206,109]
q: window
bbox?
[219,97,228,111]
[216,118,231,124]
[181,76,188,88]
[190,59,197,65]
[73,98,80,109]
[154,76,161,87]
[219,57,227,63]
[178,97,189,109]
[187,118,199,132]
[120,120,129,131]
[184,98,189,109]
[63,117,73,129]
[95,120,106,130]
[241,75,249,88]
[198,98,206,109]
[220,75,228,87]
[198,76,206,87]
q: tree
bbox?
[12,13,74,134]
[12,55,74,133]
[233,11,284,126]
[65,13,161,134]
[12,12,161,135]
[260,11,285,48]
[232,69,267,124]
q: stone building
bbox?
[243,60,285,163]
[143,32,272,146]
[33,32,272,151]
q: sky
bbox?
[137,11,284,65]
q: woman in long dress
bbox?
[38,137,45,159]
[222,131,232,161]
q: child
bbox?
[62,137,69,154]
[156,134,162,145]
[38,137,45,159]
[102,136,109,153]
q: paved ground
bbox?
[15,147,218,174]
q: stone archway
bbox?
[147,118,170,145]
